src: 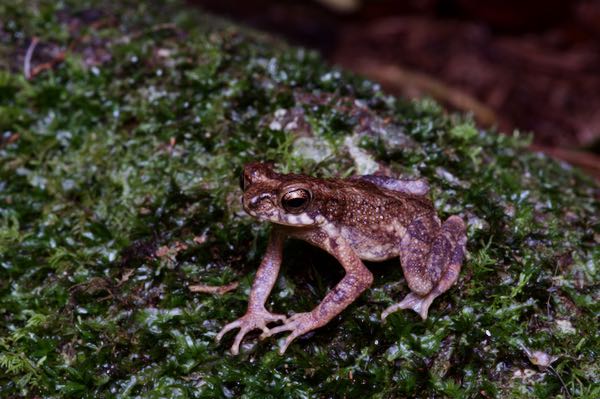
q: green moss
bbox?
[1,0,598,397]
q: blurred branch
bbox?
[314,0,361,13]
[351,60,498,127]
[346,60,599,180]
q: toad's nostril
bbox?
[249,196,259,208]
[248,193,270,209]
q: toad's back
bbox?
[313,179,437,261]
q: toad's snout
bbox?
[245,193,272,212]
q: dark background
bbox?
[188,0,600,179]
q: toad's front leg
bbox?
[262,232,373,354]
[216,228,287,355]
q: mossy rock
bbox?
[0,1,598,398]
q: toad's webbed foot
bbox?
[381,292,435,321]
[216,308,287,355]
[389,215,466,321]
[260,311,321,354]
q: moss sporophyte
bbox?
[0,0,598,398]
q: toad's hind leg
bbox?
[382,215,466,321]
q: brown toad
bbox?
[216,162,467,354]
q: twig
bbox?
[549,366,572,399]
[113,23,179,45]
[25,22,179,80]
[29,50,67,79]
[522,345,571,399]
[188,281,239,295]
[0,132,20,148]
[23,37,39,79]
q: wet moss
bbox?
[1,0,599,398]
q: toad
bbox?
[216,162,467,354]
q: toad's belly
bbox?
[340,224,405,262]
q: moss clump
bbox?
[1,1,598,397]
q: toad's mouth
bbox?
[280,213,316,226]
[242,203,278,221]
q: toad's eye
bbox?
[281,188,312,214]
